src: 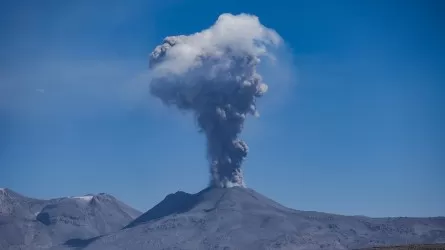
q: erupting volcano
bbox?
[148,13,281,188]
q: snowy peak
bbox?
[67,192,118,204]
[71,195,94,202]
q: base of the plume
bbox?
[209,179,246,188]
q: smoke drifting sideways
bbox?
[149,13,283,188]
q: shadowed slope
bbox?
[125,190,200,229]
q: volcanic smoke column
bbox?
[149,13,282,188]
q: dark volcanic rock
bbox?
[70,187,445,250]
[0,188,141,250]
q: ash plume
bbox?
[149,13,282,188]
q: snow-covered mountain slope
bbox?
[0,188,141,249]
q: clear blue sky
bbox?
[1,0,444,217]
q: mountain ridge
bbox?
[3,187,444,250]
[73,187,445,250]
[0,188,142,250]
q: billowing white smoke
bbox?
[149,13,282,188]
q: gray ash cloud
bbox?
[148,13,282,188]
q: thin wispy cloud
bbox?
[1,59,153,119]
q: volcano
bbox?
[64,187,445,250]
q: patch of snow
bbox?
[72,195,94,202]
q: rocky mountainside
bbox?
[0,188,141,250]
[61,187,445,250]
[0,188,48,219]
[3,187,444,250]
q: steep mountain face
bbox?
[0,188,48,219]
[73,187,445,250]
[0,188,141,250]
